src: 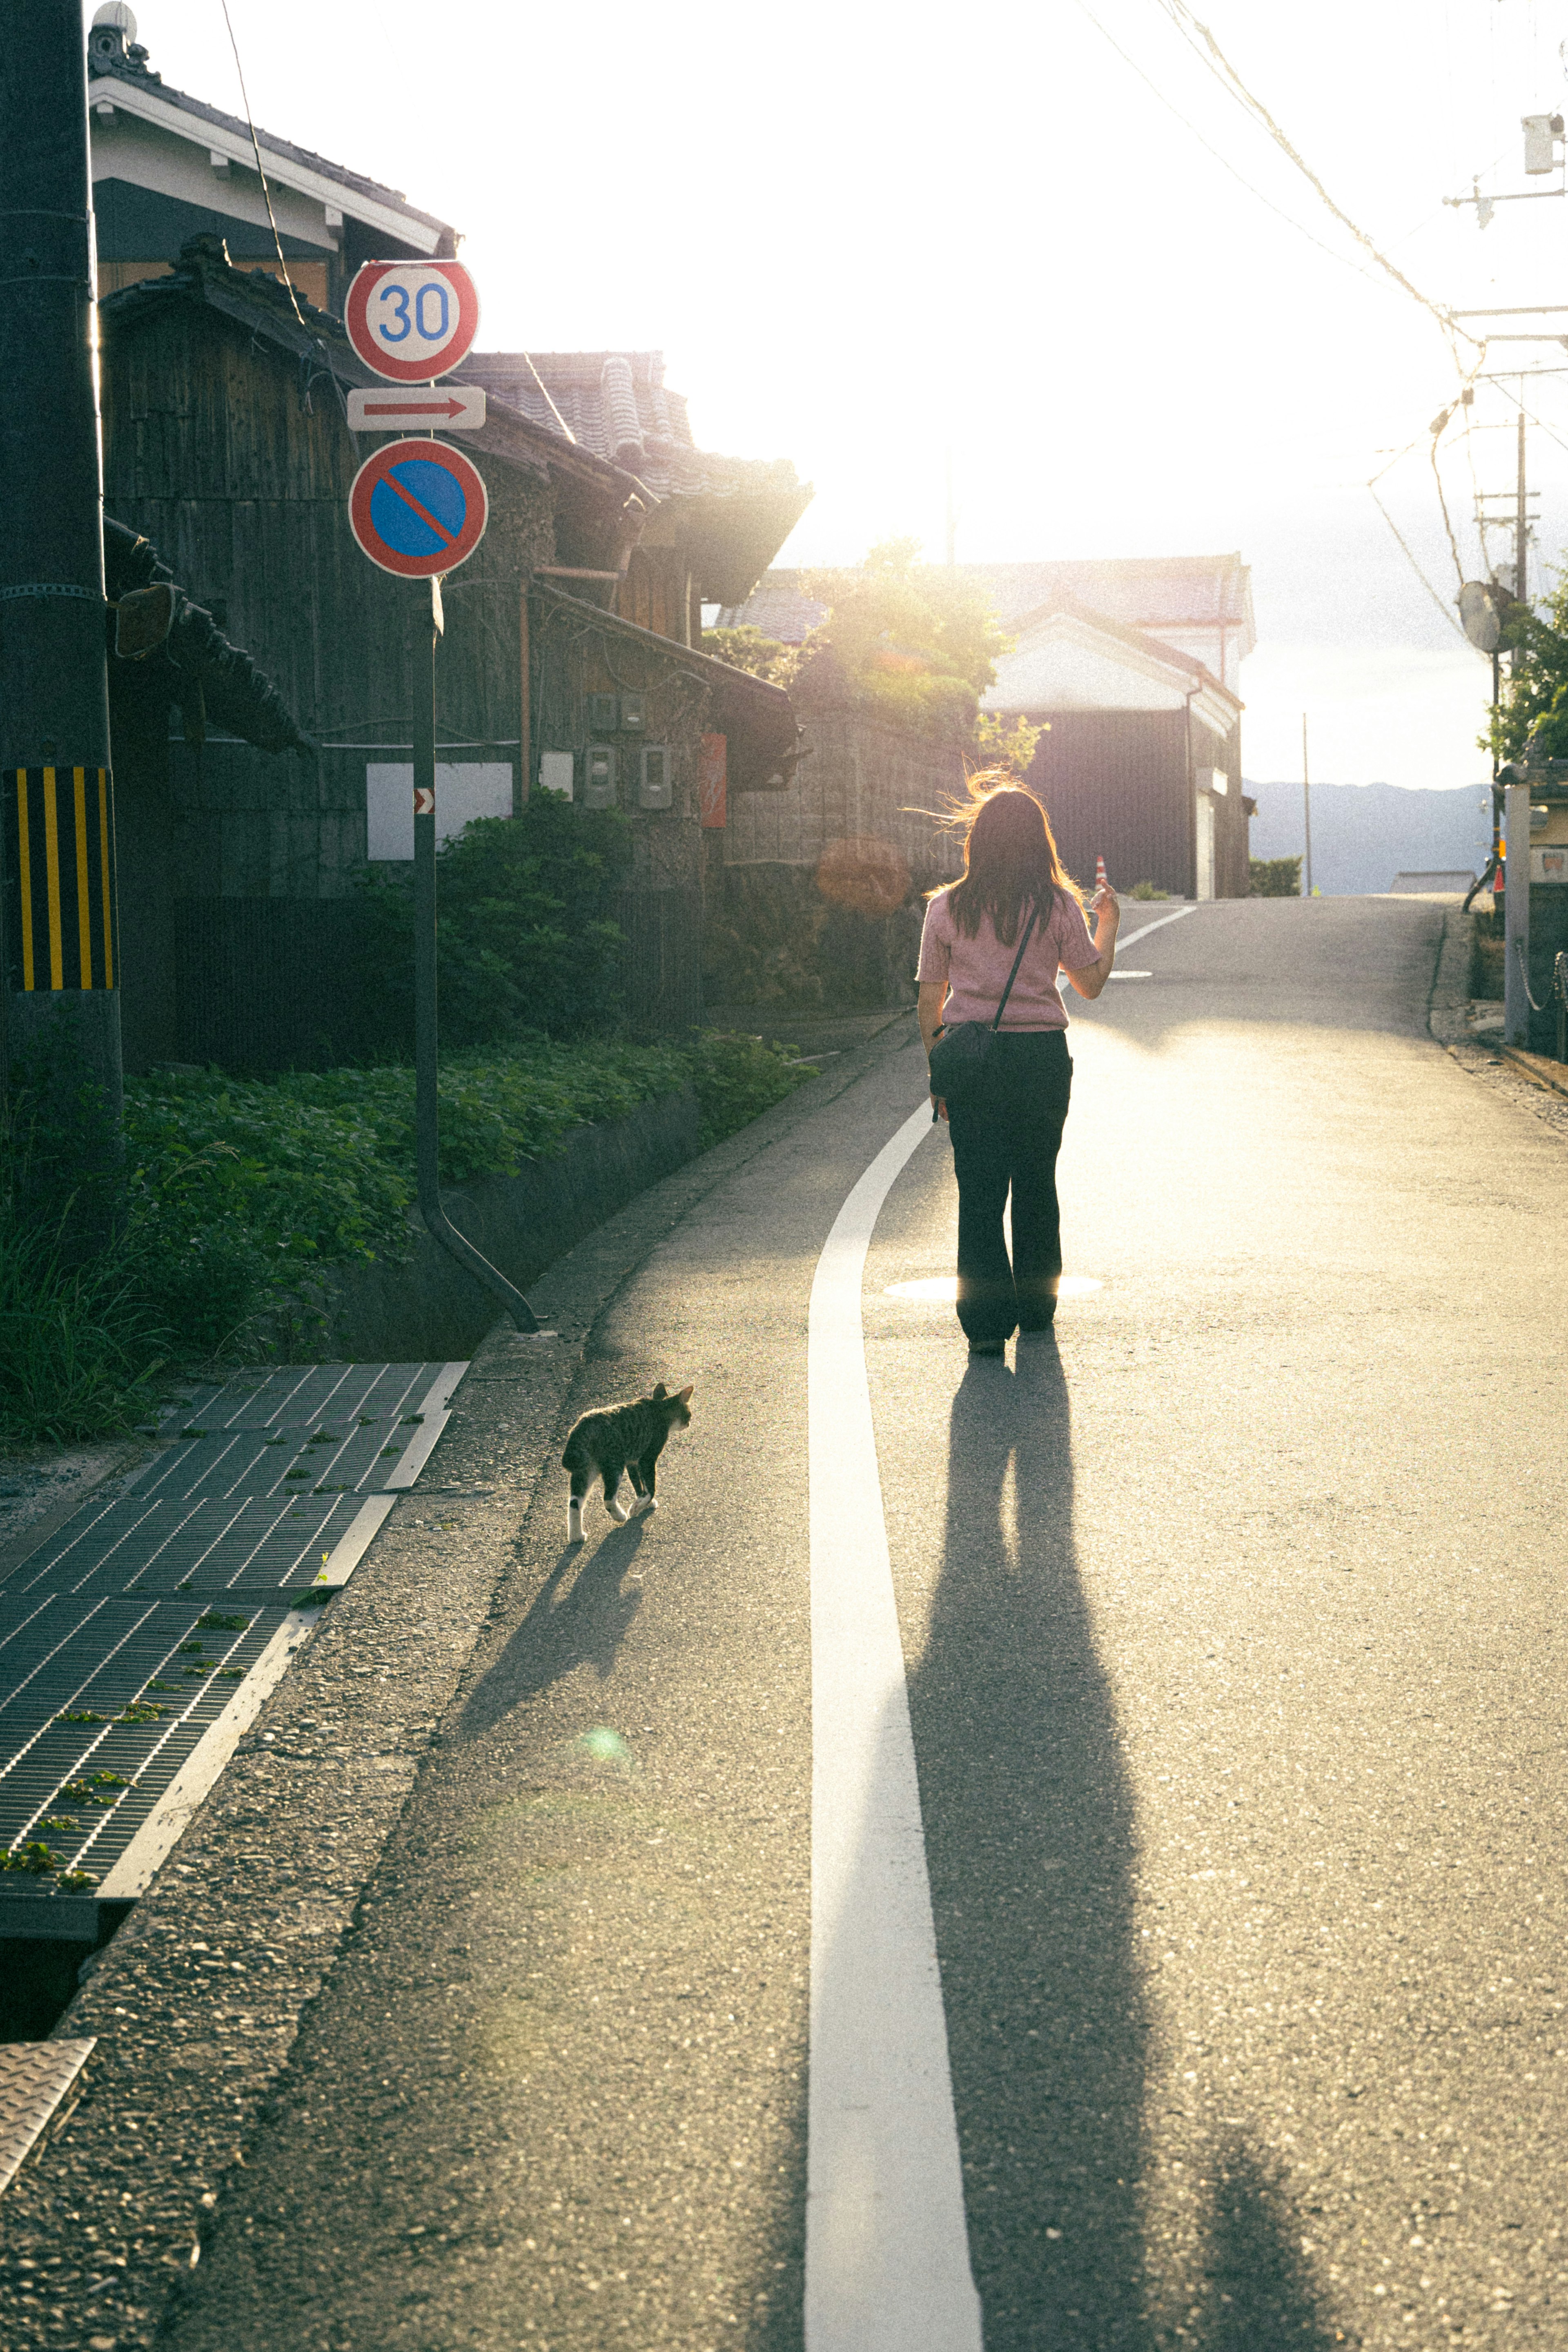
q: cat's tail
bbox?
[561,1433,583,1472]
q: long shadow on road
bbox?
[908,1350,1335,2350]
[459,1520,648,1741]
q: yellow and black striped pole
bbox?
[2,767,118,995]
[1,2,123,1150]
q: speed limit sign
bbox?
[344,261,480,384]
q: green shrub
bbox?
[356,794,635,1048]
[1,1030,813,1443]
[1250,856,1303,898]
[682,1031,816,1148]
[1128,880,1169,901]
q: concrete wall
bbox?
[287,1086,701,1362]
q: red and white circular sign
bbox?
[344,261,480,383]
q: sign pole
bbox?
[0,0,122,1220]
[411,579,539,1332]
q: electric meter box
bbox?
[1523,112,1564,174]
[584,744,617,809]
[638,745,673,809]
[588,693,618,734]
[538,751,573,800]
[620,691,646,733]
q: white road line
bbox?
[806,1104,983,2352]
[1114,902,1197,951]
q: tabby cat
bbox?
[562,1380,694,1543]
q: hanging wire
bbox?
[1149,0,1480,345]
[1065,0,1390,290]
[218,0,350,423]
[1367,482,1476,644]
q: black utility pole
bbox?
[0,1,122,1160]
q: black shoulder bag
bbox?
[927,901,1039,1114]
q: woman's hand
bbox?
[1067,880,1121,1000]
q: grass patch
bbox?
[3,1029,812,1446]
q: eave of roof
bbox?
[1009,596,1239,702]
[98,247,646,506]
[534,582,799,788]
[89,49,456,245]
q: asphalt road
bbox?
[160,897,1568,2352]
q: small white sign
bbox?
[538,751,574,800]
[346,385,486,433]
[366,762,514,860]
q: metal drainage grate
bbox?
[0,1356,468,1936]
[125,1409,443,1506]
[0,1492,392,1600]
[0,2041,95,2194]
[170,1360,464,1433]
[0,1594,290,1888]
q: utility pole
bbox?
[1516,402,1528,601]
[1301,713,1314,898]
[0,2,122,1194]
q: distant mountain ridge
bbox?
[1245,780,1492,896]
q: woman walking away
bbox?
[917,777,1120,1358]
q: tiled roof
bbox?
[960,555,1254,645]
[87,18,456,242]
[718,554,1255,656]
[712,572,827,642]
[456,350,806,510]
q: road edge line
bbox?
[805,1102,983,2352]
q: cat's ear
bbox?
[676,1384,693,1405]
[651,1381,667,1401]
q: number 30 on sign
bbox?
[344,261,480,384]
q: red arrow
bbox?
[363,396,468,419]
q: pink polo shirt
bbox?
[918,887,1099,1031]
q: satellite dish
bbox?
[1459,580,1503,652]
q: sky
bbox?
[95,0,1568,789]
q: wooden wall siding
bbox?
[529,594,710,898]
[722,686,964,887]
[1024,710,1196,898]
[103,302,556,750]
[614,548,693,645]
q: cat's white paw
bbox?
[566,1504,583,1544]
[637,1494,658,1514]
[606,1497,629,1524]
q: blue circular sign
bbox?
[348,437,489,579]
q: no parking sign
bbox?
[348,438,488,579]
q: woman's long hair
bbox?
[938,772,1082,945]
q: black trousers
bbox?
[946,1028,1073,1345]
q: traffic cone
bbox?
[1095,853,1109,895]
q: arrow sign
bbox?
[347,385,486,434]
[345,260,480,383]
[413,785,435,816]
[347,437,488,579]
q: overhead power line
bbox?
[1367,484,1477,646]
[1065,0,1389,292]
[1150,0,1477,345]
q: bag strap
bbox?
[989,902,1040,1032]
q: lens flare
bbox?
[578,1726,630,1764]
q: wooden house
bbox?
[99,243,802,1069]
